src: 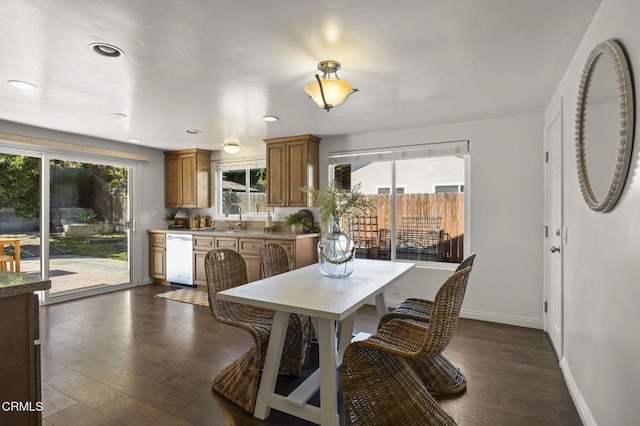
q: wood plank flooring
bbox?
[35,284,582,425]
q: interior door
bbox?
[544,99,563,357]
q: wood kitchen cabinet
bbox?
[165,148,212,208]
[264,134,320,207]
[0,273,50,426]
[149,232,166,281]
[193,235,214,286]
[238,238,264,283]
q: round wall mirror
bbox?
[575,39,635,212]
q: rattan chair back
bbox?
[456,252,476,272]
[204,248,249,323]
[260,242,290,278]
[423,266,472,357]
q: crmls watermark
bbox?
[1,401,43,412]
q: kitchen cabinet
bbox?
[264,134,320,207]
[193,235,215,286]
[165,148,212,208]
[148,231,319,288]
[149,233,166,281]
[0,273,50,426]
[238,238,264,282]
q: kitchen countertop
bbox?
[0,271,51,299]
[147,228,320,240]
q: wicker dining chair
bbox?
[341,267,472,425]
[204,248,305,413]
[259,242,314,367]
[377,253,476,395]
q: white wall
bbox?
[546,0,640,424]
[0,120,166,286]
[320,112,544,328]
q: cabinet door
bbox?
[266,142,288,207]
[165,155,182,207]
[151,247,166,279]
[286,140,309,207]
[193,250,208,286]
[244,255,262,283]
[180,153,197,207]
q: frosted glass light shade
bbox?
[224,142,240,154]
[304,78,354,109]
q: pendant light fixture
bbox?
[304,60,358,112]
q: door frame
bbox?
[543,97,564,358]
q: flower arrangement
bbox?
[302,182,374,230]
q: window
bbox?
[376,186,406,195]
[216,161,267,215]
[330,140,469,264]
[434,183,464,193]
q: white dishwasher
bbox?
[166,233,194,286]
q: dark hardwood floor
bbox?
[36,284,582,425]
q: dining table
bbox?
[0,238,21,272]
[217,258,415,426]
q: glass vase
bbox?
[317,216,356,278]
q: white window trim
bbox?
[213,158,267,219]
[328,140,471,267]
[432,182,464,193]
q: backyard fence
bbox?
[351,193,464,263]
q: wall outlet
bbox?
[149,211,157,220]
[392,283,400,294]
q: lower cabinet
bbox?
[149,233,166,281]
[239,238,264,282]
[0,293,41,426]
[193,235,215,286]
[149,231,319,287]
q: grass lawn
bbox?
[49,233,127,261]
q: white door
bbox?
[544,99,563,357]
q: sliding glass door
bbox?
[47,159,131,297]
[0,146,133,302]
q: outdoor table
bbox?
[218,259,415,426]
[0,238,21,272]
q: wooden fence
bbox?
[351,193,464,263]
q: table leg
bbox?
[254,310,288,419]
[316,317,340,426]
[374,291,388,318]
[14,240,20,272]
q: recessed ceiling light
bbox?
[90,43,125,58]
[262,115,279,122]
[224,142,240,154]
[128,139,141,144]
[187,129,201,134]
[7,80,37,90]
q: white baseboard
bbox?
[376,299,543,329]
[459,308,543,329]
[560,357,596,426]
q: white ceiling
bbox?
[0,0,601,158]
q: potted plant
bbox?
[164,209,177,226]
[285,213,312,234]
[303,183,374,277]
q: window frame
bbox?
[328,140,470,267]
[214,159,267,218]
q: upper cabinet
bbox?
[165,148,212,208]
[264,134,320,207]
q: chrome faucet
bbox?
[225,203,243,230]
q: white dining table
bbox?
[217,259,415,426]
